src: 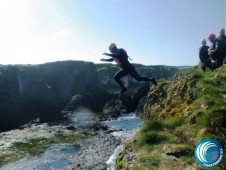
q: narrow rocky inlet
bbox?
[0,113,142,170]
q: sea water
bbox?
[104,114,143,170]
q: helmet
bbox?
[208,34,216,40]
[109,43,117,51]
[219,28,225,35]
[200,39,206,44]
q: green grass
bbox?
[135,155,161,169]
[130,165,157,170]
[133,131,169,146]
[140,120,164,133]
[133,117,185,147]
[141,117,184,133]
[116,159,125,170]
[184,68,226,133]
[161,117,185,129]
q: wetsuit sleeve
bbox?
[104,58,114,62]
[104,50,121,58]
[215,41,220,50]
[212,39,222,55]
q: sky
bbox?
[0,0,225,66]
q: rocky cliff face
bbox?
[0,61,100,130]
[137,75,197,121]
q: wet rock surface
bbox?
[65,133,120,170]
[0,122,121,169]
[100,83,151,120]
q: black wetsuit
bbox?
[210,37,225,68]
[199,45,212,71]
[104,48,155,91]
[216,35,226,63]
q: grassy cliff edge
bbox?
[117,66,226,170]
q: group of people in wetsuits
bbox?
[199,28,226,71]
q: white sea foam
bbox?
[105,113,142,169]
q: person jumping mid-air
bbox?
[100,43,157,94]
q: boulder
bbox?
[101,83,151,119]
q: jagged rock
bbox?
[102,84,151,119]
[62,86,111,113]
[105,129,123,134]
[90,122,109,131]
[66,126,77,131]
[138,76,198,120]
[19,118,41,130]
[135,96,147,116]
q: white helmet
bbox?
[200,39,206,45]
[219,28,225,35]
[109,43,117,51]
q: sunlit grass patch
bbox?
[133,131,169,146]
[161,117,185,129]
[140,119,164,133]
[141,117,185,133]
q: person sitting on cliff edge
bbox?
[100,43,157,94]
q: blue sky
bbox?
[0,0,225,66]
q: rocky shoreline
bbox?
[0,79,151,169]
[0,109,143,170]
[0,120,122,170]
[64,133,121,170]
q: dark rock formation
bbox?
[0,61,103,131]
[100,83,151,120]
[62,87,111,113]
